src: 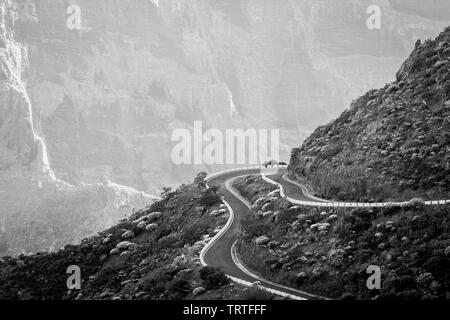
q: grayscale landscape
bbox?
[0,0,449,302]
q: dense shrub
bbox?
[181,221,211,245]
[234,174,450,300]
[243,222,273,241]
[199,266,229,290]
[0,181,239,300]
[167,278,192,299]
[199,186,221,207]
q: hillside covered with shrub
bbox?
[233,176,450,300]
[0,174,255,300]
[289,27,450,202]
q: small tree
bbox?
[161,187,172,198]
[195,172,208,187]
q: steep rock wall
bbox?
[0,0,155,256]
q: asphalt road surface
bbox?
[266,170,329,203]
[203,168,326,300]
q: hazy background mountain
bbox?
[1,0,449,255]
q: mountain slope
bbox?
[289,27,450,202]
[232,175,450,300]
[0,174,264,300]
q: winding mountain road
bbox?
[264,170,329,203]
[200,166,450,300]
[201,168,326,300]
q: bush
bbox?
[140,269,171,296]
[243,222,273,241]
[382,204,401,216]
[194,172,208,187]
[320,145,343,160]
[181,221,211,245]
[199,187,221,207]
[199,266,229,290]
[276,209,298,224]
[167,277,192,298]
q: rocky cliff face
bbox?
[289,27,450,202]
[0,0,156,256]
[13,0,450,191]
[1,0,448,254]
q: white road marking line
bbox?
[202,172,322,300]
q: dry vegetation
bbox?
[289,27,450,202]
[233,175,450,300]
